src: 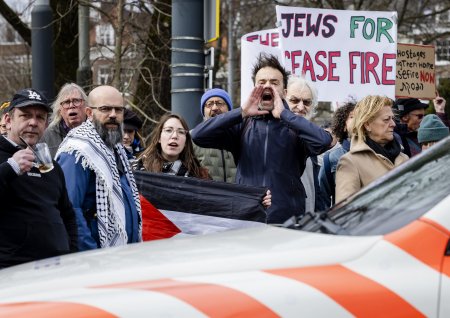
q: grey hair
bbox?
[286,75,319,114]
[48,83,88,128]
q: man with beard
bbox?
[42,83,88,158]
[192,54,332,224]
[193,88,237,182]
[56,85,142,251]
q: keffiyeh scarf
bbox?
[56,120,142,247]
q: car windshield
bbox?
[300,137,450,236]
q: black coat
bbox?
[0,136,77,268]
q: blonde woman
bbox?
[335,95,409,203]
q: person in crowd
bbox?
[138,113,210,179]
[433,94,449,127]
[42,83,88,158]
[336,95,409,203]
[0,101,9,136]
[139,113,271,208]
[56,85,142,251]
[123,108,145,163]
[193,88,237,182]
[285,75,332,213]
[319,102,356,207]
[393,98,429,157]
[191,53,332,223]
[417,114,449,151]
[0,88,77,268]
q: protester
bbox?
[138,113,210,179]
[123,108,145,163]
[42,83,88,158]
[56,85,142,251]
[193,88,237,182]
[319,102,356,207]
[393,98,429,157]
[192,53,332,223]
[0,101,9,136]
[336,95,409,203]
[285,75,330,212]
[0,88,77,268]
[417,114,449,150]
[433,94,449,127]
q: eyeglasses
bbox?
[409,113,424,119]
[288,97,313,107]
[60,98,84,109]
[205,100,227,108]
[162,127,188,136]
[90,106,125,114]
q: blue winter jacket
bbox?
[57,153,141,250]
[191,103,332,223]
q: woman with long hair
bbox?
[138,113,209,179]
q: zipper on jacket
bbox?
[262,120,269,186]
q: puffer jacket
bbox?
[193,145,237,182]
[191,102,332,223]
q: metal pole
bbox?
[76,3,92,90]
[227,0,234,103]
[171,0,204,129]
[31,0,54,101]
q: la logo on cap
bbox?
[28,90,42,101]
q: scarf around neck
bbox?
[365,136,401,164]
[56,120,142,247]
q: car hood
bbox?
[0,226,381,299]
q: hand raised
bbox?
[11,149,35,173]
[271,87,285,119]
[241,85,270,118]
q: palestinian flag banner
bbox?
[134,171,268,241]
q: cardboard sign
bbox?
[276,6,397,102]
[395,43,436,99]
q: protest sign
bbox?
[240,28,282,103]
[276,6,397,102]
[396,43,436,99]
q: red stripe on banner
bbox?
[96,279,279,317]
[140,195,181,241]
[0,302,116,318]
[385,220,449,273]
[266,265,425,317]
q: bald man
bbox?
[56,86,142,251]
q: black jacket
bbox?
[0,136,77,268]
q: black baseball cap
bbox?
[6,88,51,113]
[393,98,428,118]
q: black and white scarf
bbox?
[56,120,142,247]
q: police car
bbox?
[0,137,449,317]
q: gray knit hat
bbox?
[417,114,449,144]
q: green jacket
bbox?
[193,144,237,183]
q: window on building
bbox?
[436,40,450,61]
[96,23,115,46]
[98,67,112,85]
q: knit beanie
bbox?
[200,88,232,117]
[417,114,449,144]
